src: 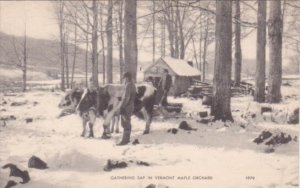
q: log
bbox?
[199,111,208,118]
[261,106,272,114]
[165,106,182,113]
[202,96,212,106]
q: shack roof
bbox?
[144,57,201,77]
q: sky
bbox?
[0,1,292,62]
[0,1,58,40]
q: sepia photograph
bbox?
[0,0,299,187]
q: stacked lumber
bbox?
[153,102,183,116]
[184,80,213,98]
[231,81,254,96]
[184,79,254,99]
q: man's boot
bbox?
[101,132,111,139]
[117,130,131,146]
[101,125,111,139]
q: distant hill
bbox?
[0,32,119,78]
[1,31,297,82]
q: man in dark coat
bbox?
[159,69,172,106]
[88,77,100,116]
[117,72,136,145]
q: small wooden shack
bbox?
[144,57,201,96]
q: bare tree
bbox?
[11,32,28,92]
[211,0,233,121]
[152,0,156,64]
[71,13,78,89]
[124,0,137,82]
[91,0,99,87]
[106,0,113,83]
[22,32,27,92]
[191,37,199,69]
[65,28,70,89]
[282,1,300,75]
[234,0,242,86]
[161,11,166,57]
[58,0,65,91]
[85,19,89,87]
[99,3,106,84]
[116,0,124,83]
[268,0,283,103]
[161,0,203,59]
[62,1,90,87]
[198,7,202,72]
[202,13,210,81]
[254,0,267,102]
[174,1,179,58]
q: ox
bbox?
[58,88,121,134]
[58,88,83,109]
[60,83,157,138]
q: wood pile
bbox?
[153,102,183,117]
[184,79,254,99]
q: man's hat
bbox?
[122,72,132,79]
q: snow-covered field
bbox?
[0,81,299,188]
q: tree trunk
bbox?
[91,0,99,87]
[177,0,185,60]
[124,0,137,82]
[234,0,242,86]
[118,0,124,83]
[254,0,267,102]
[211,0,233,121]
[71,20,78,89]
[22,31,27,92]
[165,1,175,58]
[268,0,282,103]
[59,0,65,91]
[100,4,106,84]
[202,16,209,82]
[105,0,113,83]
[198,3,202,72]
[152,0,156,64]
[179,23,185,59]
[161,13,166,57]
[106,0,113,83]
[85,18,89,87]
[65,33,69,89]
[191,37,199,69]
[174,1,179,58]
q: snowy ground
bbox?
[0,81,299,188]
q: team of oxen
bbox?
[58,83,157,139]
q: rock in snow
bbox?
[265,133,292,146]
[132,139,140,145]
[146,184,156,188]
[2,163,30,184]
[167,128,178,134]
[103,160,128,172]
[179,121,197,131]
[4,180,17,188]
[28,156,48,169]
[288,108,299,124]
[253,131,273,144]
[136,161,150,166]
[254,131,293,146]
[25,118,33,123]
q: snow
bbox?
[0,80,299,188]
[0,67,51,81]
[161,57,201,77]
